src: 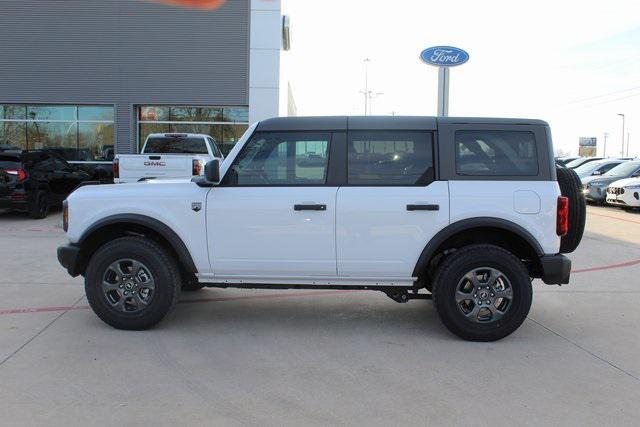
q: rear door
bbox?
[336,130,450,279]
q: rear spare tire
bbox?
[556,166,586,253]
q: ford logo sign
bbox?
[420,46,469,67]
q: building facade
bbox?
[0,0,291,161]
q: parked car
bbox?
[57,116,585,341]
[606,177,640,209]
[564,157,603,169]
[573,158,627,180]
[0,151,90,218]
[556,156,580,166]
[583,160,640,204]
[114,133,223,183]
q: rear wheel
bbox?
[28,190,49,219]
[432,244,532,341]
[85,236,180,330]
[556,166,586,253]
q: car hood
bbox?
[608,177,640,188]
[582,175,620,186]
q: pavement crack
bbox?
[0,294,85,369]
[528,316,640,383]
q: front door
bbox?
[207,131,338,279]
[336,130,450,279]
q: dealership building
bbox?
[0,0,294,161]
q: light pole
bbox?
[603,132,608,157]
[618,113,625,157]
[361,58,370,115]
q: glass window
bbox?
[139,106,169,121]
[0,104,26,120]
[27,105,76,121]
[79,122,115,161]
[27,122,78,160]
[222,124,248,156]
[225,132,330,186]
[455,130,538,176]
[170,106,222,122]
[223,107,248,123]
[138,106,249,155]
[0,122,26,150]
[348,131,434,185]
[78,106,114,121]
[144,136,209,154]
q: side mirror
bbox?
[204,159,220,183]
[592,170,602,176]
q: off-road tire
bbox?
[85,236,180,330]
[28,189,50,219]
[556,166,586,253]
[433,244,532,341]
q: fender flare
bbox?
[412,217,544,277]
[79,213,197,274]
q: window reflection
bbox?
[0,104,114,161]
[138,105,248,155]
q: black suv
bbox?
[0,150,90,218]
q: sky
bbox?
[283,0,640,156]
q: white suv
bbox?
[57,117,585,341]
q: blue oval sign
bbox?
[420,46,469,67]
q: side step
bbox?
[385,291,432,303]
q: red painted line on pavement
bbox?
[0,290,358,316]
[573,258,640,273]
[588,211,640,225]
[2,259,640,317]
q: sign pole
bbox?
[437,66,450,117]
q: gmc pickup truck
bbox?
[57,116,585,341]
[113,133,223,183]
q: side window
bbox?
[455,130,538,176]
[224,132,330,186]
[598,163,618,174]
[347,131,434,185]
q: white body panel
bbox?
[206,187,338,277]
[448,181,561,254]
[336,182,450,277]
[114,153,214,183]
[114,133,220,184]
[66,180,212,274]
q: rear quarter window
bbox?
[455,130,538,176]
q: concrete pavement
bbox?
[1,205,639,426]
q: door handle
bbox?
[294,204,327,211]
[406,204,439,211]
[148,155,161,160]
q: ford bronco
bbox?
[57,116,585,341]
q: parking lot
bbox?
[0,205,639,425]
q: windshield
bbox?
[604,161,640,177]
[565,157,602,168]
[144,137,208,154]
[573,161,603,177]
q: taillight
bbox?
[557,196,569,236]
[192,159,202,176]
[113,158,119,178]
[4,168,28,182]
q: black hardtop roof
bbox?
[256,116,549,131]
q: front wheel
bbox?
[432,244,532,341]
[84,236,180,330]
